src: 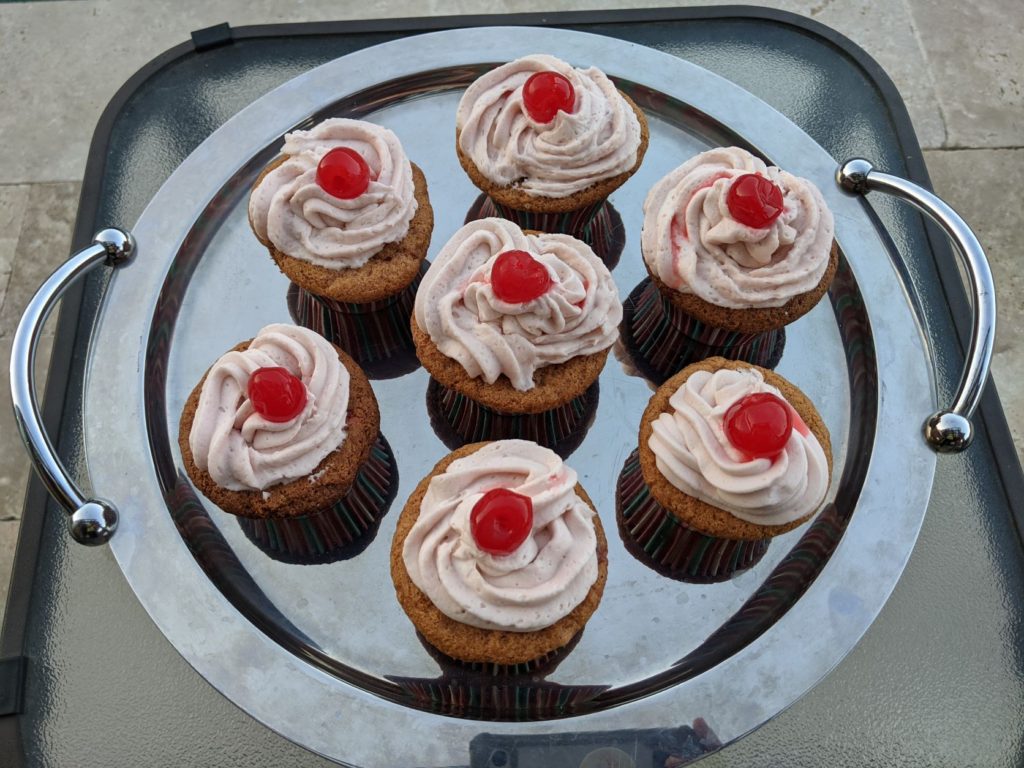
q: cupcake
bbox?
[412,217,620,452]
[249,118,433,368]
[623,146,839,383]
[178,323,398,563]
[457,54,648,265]
[617,357,832,581]
[391,439,608,666]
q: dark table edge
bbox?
[3,5,1022,762]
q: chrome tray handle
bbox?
[837,158,995,453]
[10,228,135,545]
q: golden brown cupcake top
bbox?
[456,54,642,198]
[645,360,830,529]
[187,324,350,492]
[401,440,599,632]
[248,118,417,269]
[642,146,835,309]
[413,218,621,392]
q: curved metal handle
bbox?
[10,228,135,544]
[837,158,995,453]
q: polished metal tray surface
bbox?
[81,27,935,767]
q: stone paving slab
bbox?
[0,185,31,313]
[0,182,80,333]
[907,0,1023,148]
[0,519,18,623]
[0,334,30,521]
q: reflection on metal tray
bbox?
[79,27,934,768]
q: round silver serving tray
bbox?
[19,26,961,768]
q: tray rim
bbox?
[77,25,936,768]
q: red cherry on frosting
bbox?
[491,249,552,303]
[522,71,575,123]
[247,367,307,423]
[724,392,793,459]
[726,173,785,229]
[316,147,370,199]
[470,488,533,556]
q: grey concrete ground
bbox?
[0,0,1021,621]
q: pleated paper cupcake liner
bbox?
[237,434,398,565]
[426,378,599,460]
[615,448,768,582]
[621,278,785,385]
[417,628,583,677]
[465,193,625,269]
[388,675,606,722]
[285,263,426,379]
[388,632,603,721]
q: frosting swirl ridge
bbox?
[642,146,834,308]
[456,54,642,198]
[649,367,829,526]
[188,324,350,492]
[414,218,622,391]
[248,118,417,269]
[402,440,598,632]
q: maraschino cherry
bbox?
[470,488,533,556]
[522,71,575,123]
[248,367,307,423]
[491,250,552,303]
[724,392,793,460]
[726,173,784,229]
[316,147,370,199]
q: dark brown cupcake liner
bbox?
[237,433,398,564]
[416,628,583,677]
[387,632,604,720]
[426,377,599,460]
[621,278,785,385]
[465,193,625,269]
[615,448,768,583]
[286,262,426,379]
[388,675,606,722]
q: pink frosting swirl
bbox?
[456,54,642,198]
[248,118,417,269]
[188,324,349,492]
[402,440,598,632]
[649,367,829,526]
[414,218,622,391]
[642,146,834,308]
